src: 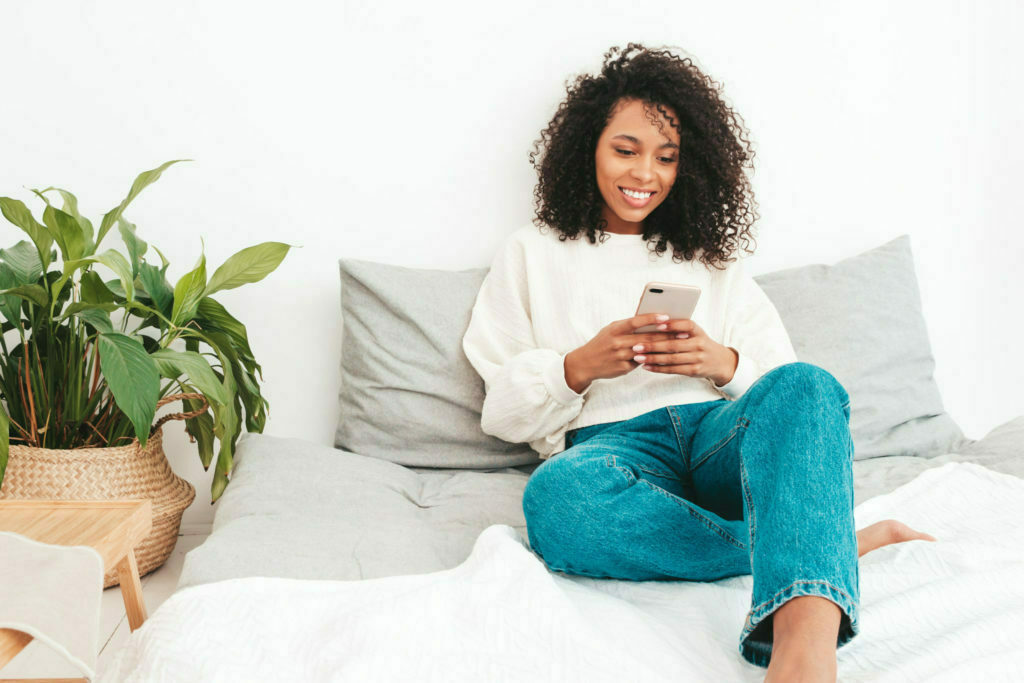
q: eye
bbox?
[616,149,677,163]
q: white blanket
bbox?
[99,462,1024,682]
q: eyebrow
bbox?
[612,134,679,151]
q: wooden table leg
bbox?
[0,627,34,670]
[115,549,148,631]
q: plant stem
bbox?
[23,334,37,445]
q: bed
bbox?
[98,234,1024,681]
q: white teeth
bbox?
[621,187,652,199]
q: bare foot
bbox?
[857,519,937,558]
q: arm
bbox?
[710,258,798,400]
[462,236,589,457]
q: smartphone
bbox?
[633,281,702,333]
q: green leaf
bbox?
[181,382,215,469]
[152,244,170,271]
[33,186,94,245]
[118,217,147,279]
[171,252,206,325]
[182,329,239,499]
[204,242,292,297]
[204,329,267,432]
[63,305,115,334]
[48,256,99,318]
[150,348,231,406]
[124,299,164,322]
[95,249,135,304]
[29,188,52,207]
[0,240,44,286]
[0,262,21,324]
[211,375,242,503]
[47,187,96,255]
[97,332,160,448]
[42,205,86,262]
[138,263,173,317]
[0,197,53,272]
[196,296,256,359]
[211,452,230,502]
[93,160,190,253]
[80,270,115,304]
[139,333,160,354]
[0,284,49,308]
[48,269,74,316]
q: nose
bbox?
[630,155,656,184]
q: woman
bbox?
[461,43,936,681]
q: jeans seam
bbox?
[634,463,681,481]
[666,407,690,470]
[691,417,748,470]
[739,450,756,567]
[748,578,857,620]
[607,454,636,484]
[637,479,747,550]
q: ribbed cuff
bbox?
[544,352,589,405]
[712,350,757,400]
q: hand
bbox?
[565,313,684,392]
[629,318,739,387]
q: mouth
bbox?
[618,186,656,208]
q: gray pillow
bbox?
[335,259,539,469]
[754,234,971,460]
[337,234,970,469]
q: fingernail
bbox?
[657,323,667,330]
[676,333,688,338]
[656,314,669,321]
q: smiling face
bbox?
[594,98,680,234]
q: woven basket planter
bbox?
[0,393,209,588]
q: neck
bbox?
[600,205,643,235]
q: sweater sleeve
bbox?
[462,236,590,457]
[709,257,798,400]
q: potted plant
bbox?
[0,160,293,585]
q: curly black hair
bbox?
[528,42,759,270]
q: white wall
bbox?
[1,0,1020,528]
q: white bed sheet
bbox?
[100,462,1023,682]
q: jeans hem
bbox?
[738,579,860,668]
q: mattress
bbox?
[175,414,1023,591]
[99,459,1024,681]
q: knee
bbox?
[756,362,850,410]
[522,457,573,547]
[521,451,615,557]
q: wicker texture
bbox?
[0,393,208,588]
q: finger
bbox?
[632,338,695,354]
[661,318,697,334]
[628,312,671,334]
[636,351,697,366]
[640,362,696,374]
[640,331,681,343]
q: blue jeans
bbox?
[521,362,859,668]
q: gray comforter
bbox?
[176,415,1024,590]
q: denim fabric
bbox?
[521,362,859,668]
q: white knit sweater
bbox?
[461,223,798,459]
